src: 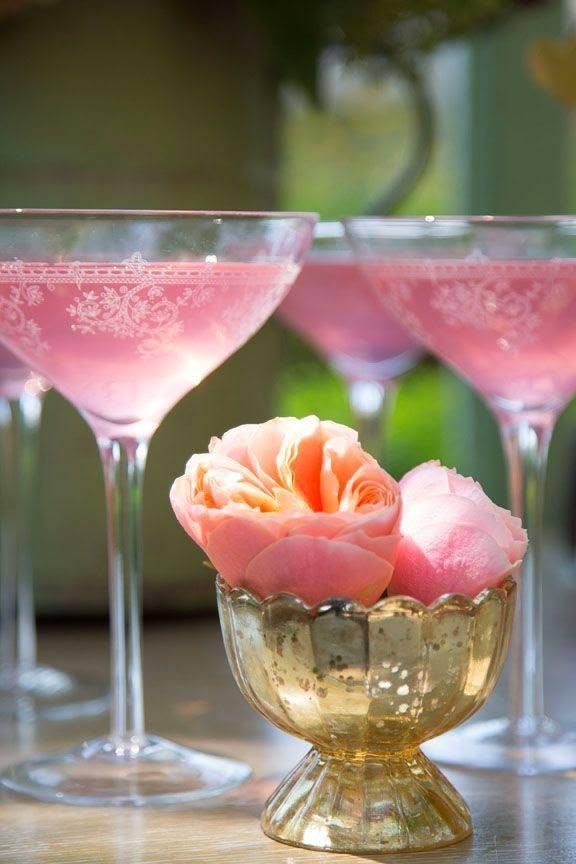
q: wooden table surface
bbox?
[1,599,576,864]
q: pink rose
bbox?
[389,461,527,604]
[170,416,401,605]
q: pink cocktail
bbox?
[345,215,576,776]
[0,257,297,438]
[0,209,316,806]
[281,258,419,382]
[369,258,576,412]
[279,223,421,457]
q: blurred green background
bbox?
[0,0,574,615]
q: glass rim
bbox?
[314,221,345,239]
[0,208,319,222]
[343,215,576,226]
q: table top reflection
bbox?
[1,587,576,864]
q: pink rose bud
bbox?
[170,416,401,605]
[389,461,528,604]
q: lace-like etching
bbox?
[0,260,55,355]
[386,280,428,343]
[220,265,297,333]
[0,256,299,361]
[377,259,573,352]
[367,264,428,345]
[66,253,218,358]
[430,268,546,349]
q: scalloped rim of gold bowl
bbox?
[216,574,516,619]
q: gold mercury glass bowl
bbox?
[217,575,516,855]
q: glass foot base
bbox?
[0,665,108,720]
[0,734,251,806]
[423,717,576,775]
[262,747,471,854]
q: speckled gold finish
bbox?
[217,575,516,854]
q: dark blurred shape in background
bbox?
[0,0,573,615]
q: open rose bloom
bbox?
[170,416,401,605]
[170,417,527,606]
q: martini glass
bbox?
[278,222,422,459]
[0,346,107,720]
[0,209,316,805]
[345,215,576,775]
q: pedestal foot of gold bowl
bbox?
[261,747,472,854]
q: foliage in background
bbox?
[245,0,548,96]
[280,79,415,219]
[280,44,463,220]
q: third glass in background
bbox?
[0,345,106,721]
[345,215,576,776]
[278,221,423,459]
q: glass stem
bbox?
[0,396,16,686]
[15,390,44,677]
[98,435,149,746]
[499,413,554,736]
[347,379,396,462]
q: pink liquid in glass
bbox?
[370,258,576,412]
[0,257,297,436]
[279,258,420,381]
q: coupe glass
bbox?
[0,347,107,720]
[345,216,576,775]
[278,221,422,458]
[0,208,315,805]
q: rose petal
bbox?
[272,486,312,512]
[336,528,400,566]
[402,461,497,513]
[243,535,393,605]
[320,420,359,443]
[496,505,528,546]
[285,512,354,539]
[447,471,498,509]
[401,493,516,557]
[320,436,370,512]
[217,420,284,486]
[202,462,278,511]
[204,517,281,587]
[170,478,215,547]
[340,463,400,526]
[399,460,449,504]
[338,509,400,538]
[277,416,323,510]
[389,523,513,604]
